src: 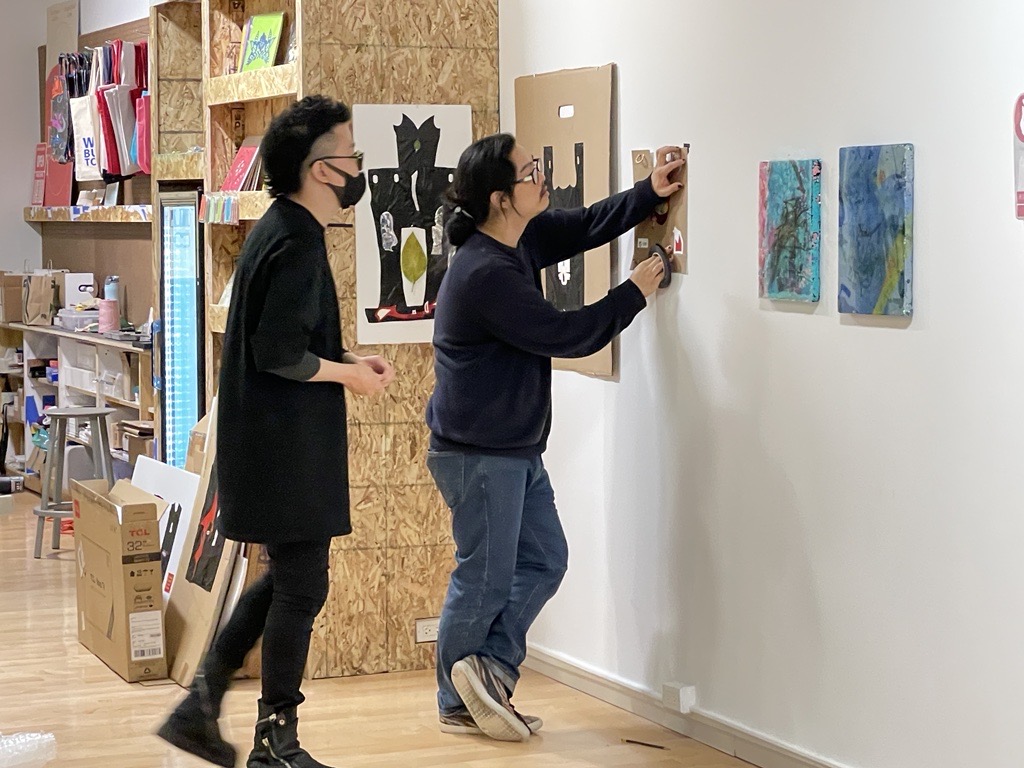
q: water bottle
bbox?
[104,275,120,301]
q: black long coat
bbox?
[216,197,351,544]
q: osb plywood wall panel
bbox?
[209,105,245,189]
[160,81,204,133]
[206,223,246,401]
[387,544,455,672]
[306,546,388,679]
[157,3,203,152]
[207,0,245,79]
[305,0,499,680]
[158,4,203,79]
[153,151,204,180]
[318,0,497,48]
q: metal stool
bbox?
[33,407,116,559]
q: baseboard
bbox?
[524,646,850,768]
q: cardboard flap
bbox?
[73,478,167,525]
[109,480,168,515]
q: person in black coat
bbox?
[158,96,395,768]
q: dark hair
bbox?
[261,95,352,198]
[444,133,518,247]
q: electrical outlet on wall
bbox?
[415,617,440,644]
[662,682,697,713]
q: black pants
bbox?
[211,540,331,710]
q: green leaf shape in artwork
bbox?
[401,233,428,283]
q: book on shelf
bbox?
[221,136,264,192]
[122,420,154,438]
[238,12,286,73]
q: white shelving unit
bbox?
[1,323,154,477]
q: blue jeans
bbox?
[427,451,569,714]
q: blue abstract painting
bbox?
[838,144,914,316]
[759,159,822,302]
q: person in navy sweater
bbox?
[426,133,685,742]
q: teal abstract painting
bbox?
[758,159,822,301]
[838,144,914,316]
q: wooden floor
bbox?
[0,494,748,768]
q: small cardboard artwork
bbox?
[631,147,689,274]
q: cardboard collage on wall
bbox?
[515,64,615,377]
[354,104,473,345]
[632,147,689,275]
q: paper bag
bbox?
[22,273,60,326]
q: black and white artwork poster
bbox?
[353,104,473,345]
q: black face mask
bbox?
[322,161,366,209]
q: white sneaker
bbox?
[450,656,532,742]
[439,707,543,736]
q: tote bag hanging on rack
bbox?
[71,50,103,182]
[48,56,73,164]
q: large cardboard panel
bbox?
[514,64,615,377]
[71,479,168,683]
[164,399,241,687]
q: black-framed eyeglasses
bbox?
[312,150,364,171]
[514,157,541,185]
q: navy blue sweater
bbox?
[427,176,662,458]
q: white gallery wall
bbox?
[80,0,149,34]
[0,0,149,272]
[0,0,47,271]
[500,1,1024,767]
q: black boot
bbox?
[247,701,333,768]
[156,653,237,767]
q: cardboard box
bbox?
[127,434,155,465]
[184,412,212,475]
[71,479,169,683]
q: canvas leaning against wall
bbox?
[758,158,822,302]
[353,104,473,345]
[838,143,914,316]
